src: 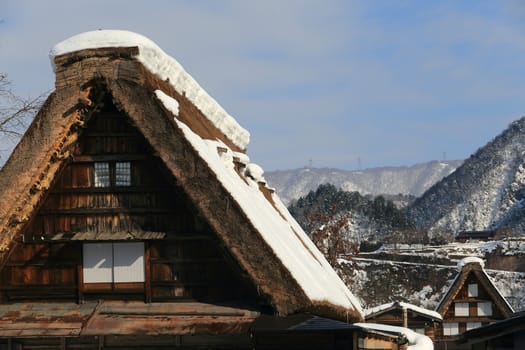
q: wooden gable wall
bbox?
[437,269,509,340]
[0,91,263,308]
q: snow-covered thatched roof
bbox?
[365,301,442,321]
[435,257,513,318]
[0,30,362,322]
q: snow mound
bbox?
[50,30,249,150]
[457,257,485,272]
[355,323,433,350]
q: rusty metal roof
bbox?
[0,301,98,337]
[0,301,260,337]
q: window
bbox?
[443,323,459,336]
[477,301,492,316]
[115,162,131,186]
[94,162,110,187]
[83,242,144,283]
[455,302,469,317]
[468,283,478,297]
[466,322,482,331]
[93,161,131,187]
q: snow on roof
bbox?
[457,256,485,272]
[50,30,249,150]
[355,323,433,350]
[156,91,363,316]
[365,301,442,320]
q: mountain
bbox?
[264,160,462,205]
[266,160,463,205]
[408,117,525,233]
[288,184,417,249]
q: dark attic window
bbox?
[94,161,131,187]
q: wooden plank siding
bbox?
[0,96,262,306]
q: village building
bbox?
[434,257,514,350]
[0,30,431,350]
[364,301,442,340]
[456,310,525,350]
[454,230,497,243]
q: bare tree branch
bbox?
[0,73,45,138]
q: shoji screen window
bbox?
[83,242,145,284]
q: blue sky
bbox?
[1,1,524,171]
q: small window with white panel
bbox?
[477,301,492,316]
[468,283,478,297]
[455,302,469,317]
[466,322,482,331]
[443,323,459,336]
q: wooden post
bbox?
[77,247,84,304]
[144,241,152,303]
[402,307,408,328]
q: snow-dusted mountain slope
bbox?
[266,160,463,205]
[408,117,525,233]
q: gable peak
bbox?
[457,256,485,272]
[50,30,250,151]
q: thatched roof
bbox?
[435,257,513,318]
[0,30,362,322]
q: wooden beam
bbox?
[72,154,149,163]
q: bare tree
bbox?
[0,73,44,137]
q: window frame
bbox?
[82,242,145,284]
[468,283,478,297]
[443,322,459,336]
[93,161,132,188]
[477,301,492,316]
[455,302,469,317]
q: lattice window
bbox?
[115,162,131,186]
[94,162,110,187]
[93,161,132,187]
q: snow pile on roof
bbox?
[457,256,484,272]
[156,91,363,316]
[50,30,249,150]
[365,301,442,320]
[355,323,433,350]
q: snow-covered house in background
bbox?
[434,257,514,350]
[365,301,442,340]
[0,30,424,349]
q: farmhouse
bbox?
[434,257,514,350]
[365,301,442,340]
[0,30,419,350]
